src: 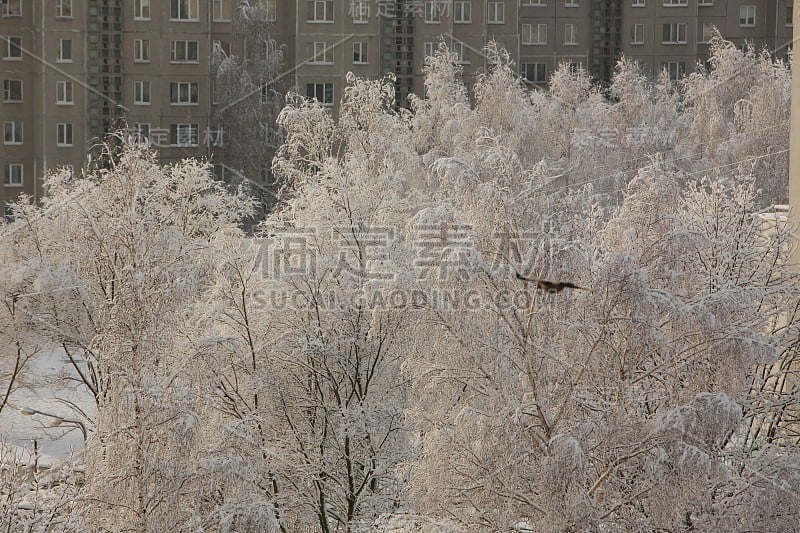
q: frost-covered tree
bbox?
[212,0,286,218]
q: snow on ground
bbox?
[0,347,95,459]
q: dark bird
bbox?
[515,272,588,293]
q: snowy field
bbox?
[0,348,94,459]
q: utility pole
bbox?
[790,0,800,270]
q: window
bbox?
[212,0,230,20]
[453,41,469,64]
[699,22,714,43]
[56,80,73,104]
[134,0,150,19]
[454,1,471,23]
[787,5,794,26]
[58,39,72,62]
[4,164,22,186]
[663,0,687,5]
[632,0,645,5]
[3,122,22,145]
[1,0,21,17]
[425,1,442,23]
[488,2,505,23]
[353,42,367,64]
[56,0,72,17]
[133,123,150,144]
[169,124,199,146]
[308,0,333,22]
[260,0,277,20]
[424,41,436,65]
[171,0,199,20]
[351,0,369,23]
[632,24,645,44]
[663,61,685,81]
[306,82,334,105]
[564,23,578,45]
[739,5,756,27]
[134,81,150,104]
[698,0,713,4]
[522,23,547,45]
[565,0,579,6]
[134,39,150,62]
[3,80,22,102]
[57,123,73,147]
[4,37,21,60]
[522,0,546,5]
[522,63,546,83]
[312,42,333,63]
[171,41,199,62]
[170,82,199,104]
[662,23,687,44]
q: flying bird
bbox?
[515,272,588,293]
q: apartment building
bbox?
[622,0,794,81]
[1,0,794,217]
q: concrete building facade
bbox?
[1,0,794,217]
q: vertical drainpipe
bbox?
[774,0,779,53]
[207,0,212,162]
[38,0,46,204]
[790,0,800,270]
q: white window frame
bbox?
[632,0,645,6]
[564,23,578,45]
[351,0,369,23]
[632,23,645,44]
[424,41,436,65]
[565,0,579,6]
[353,42,367,64]
[453,41,470,64]
[311,42,333,64]
[454,1,471,23]
[306,82,334,105]
[212,0,230,21]
[170,123,199,147]
[424,0,442,23]
[522,62,547,83]
[3,121,22,145]
[171,0,199,21]
[698,22,714,43]
[662,0,687,6]
[3,80,22,102]
[488,2,505,24]
[261,0,277,21]
[134,81,151,105]
[522,0,546,5]
[739,5,756,27]
[57,123,73,147]
[57,38,72,62]
[56,0,73,18]
[170,40,199,63]
[170,82,199,105]
[4,36,22,60]
[1,0,22,17]
[134,0,151,20]
[662,23,687,44]
[522,23,548,45]
[134,39,150,62]
[134,123,150,145]
[698,0,713,4]
[663,61,686,81]
[4,164,23,187]
[56,80,73,104]
[308,0,334,22]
